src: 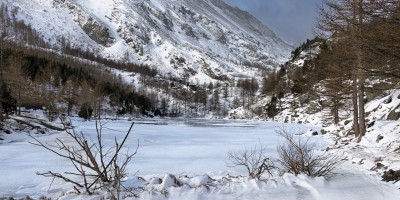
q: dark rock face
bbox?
[371,162,387,171]
[181,23,198,39]
[320,129,328,135]
[376,135,384,143]
[311,130,318,136]
[81,17,115,47]
[58,0,116,47]
[382,169,400,182]
[367,120,375,128]
[387,105,400,120]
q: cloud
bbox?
[223,0,322,44]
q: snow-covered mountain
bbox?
[2,0,292,82]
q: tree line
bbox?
[0,2,272,120]
[0,40,154,121]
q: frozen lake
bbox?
[126,118,321,175]
[1,118,399,199]
[0,118,317,197]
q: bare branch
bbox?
[277,128,343,177]
[31,117,137,195]
[37,171,83,188]
[87,121,135,190]
[227,143,275,179]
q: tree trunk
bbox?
[352,75,360,137]
[0,45,3,122]
[358,70,366,139]
[333,92,339,125]
[356,0,366,140]
[17,88,21,115]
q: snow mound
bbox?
[366,90,400,121]
[228,107,254,120]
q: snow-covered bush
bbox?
[277,128,343,177]
[29,118,137,195]
[227,143,275,179]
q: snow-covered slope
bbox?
[285,38,325,68]
[2,0,291,82]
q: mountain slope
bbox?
[2,0,291,82]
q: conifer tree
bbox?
[0,82,17,116]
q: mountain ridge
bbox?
[2,0,292,83]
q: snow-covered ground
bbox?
[1,115,400,199]
[320,90,400,194]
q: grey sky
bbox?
[222,0,322,45]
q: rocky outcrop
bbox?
[80,16,115,47]
[59,0,115,47]
[382,169,400,182]
[387,105,400,120]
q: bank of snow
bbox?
[322,90,400,187]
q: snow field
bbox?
[0,118,400,199]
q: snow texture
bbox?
[1,114,400,199]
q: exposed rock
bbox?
[371,162,387,171]
[382,169,400,182]
[161,174,183,188]
[383,96,392,104]
[217,34,227,44]
[81,17,115,47]
[320,129,328,135]
[181,23,198,39]
[376,135,384,143]
[311,130,318,136]
[387,105,400,120]
[367,120,375,128]
[62,0,115,47]
[344,120,352,126]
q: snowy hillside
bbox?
[2,0,291,82]
[287,38,324,68]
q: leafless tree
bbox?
[227,143,275,179]
[317,0,369,140]
[317,0,400,140]
[277,128,343,177]
[29,117,138,195]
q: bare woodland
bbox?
[317,0,400,140]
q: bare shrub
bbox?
[29,117,138,195]
[227,143,275,179]
[276,128,342,177]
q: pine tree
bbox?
[78,102,93,120]
[0,82,17,116]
